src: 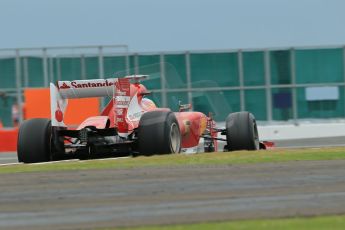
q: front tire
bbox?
[225,112,259,151]
[137,111,181,156]
[17,118,52,163]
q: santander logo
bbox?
[59,80,115,89]
[60,82,71,89]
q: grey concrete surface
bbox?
[0,152,18,164]
[274,136,345,148]
[1,160,345,229]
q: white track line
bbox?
[77,157,131,163]
[31,159,80,165]
[0,163,23,167]
[92,156,131,161]
[0,156,132,167]
[0,159,80,166]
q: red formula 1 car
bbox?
[17,75,268,163]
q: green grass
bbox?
[109,215,345,230]
[1,147,345,174]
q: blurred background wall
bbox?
[0,44,344,127]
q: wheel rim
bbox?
[170,123,181,153]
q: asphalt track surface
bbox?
[1,137,345,229]
[1,160,345,230]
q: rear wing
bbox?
[50,75,148,128]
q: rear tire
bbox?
[137,111,181,156]
[225,111,259,151]
[17,118,52,163]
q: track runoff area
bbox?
[1,148,345,230]
[1,137,345,229]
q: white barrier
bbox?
[258,121,345,141]
[216,120,345,141]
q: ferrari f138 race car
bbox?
[17,75,269,163]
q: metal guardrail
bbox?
[1,44,345,126]
[0,45,129,124]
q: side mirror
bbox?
[179,100,192,112]
[139,91,151,96]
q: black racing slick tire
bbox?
[17,118,52,163]
[137,111,181,156]
[225,111,259,151]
